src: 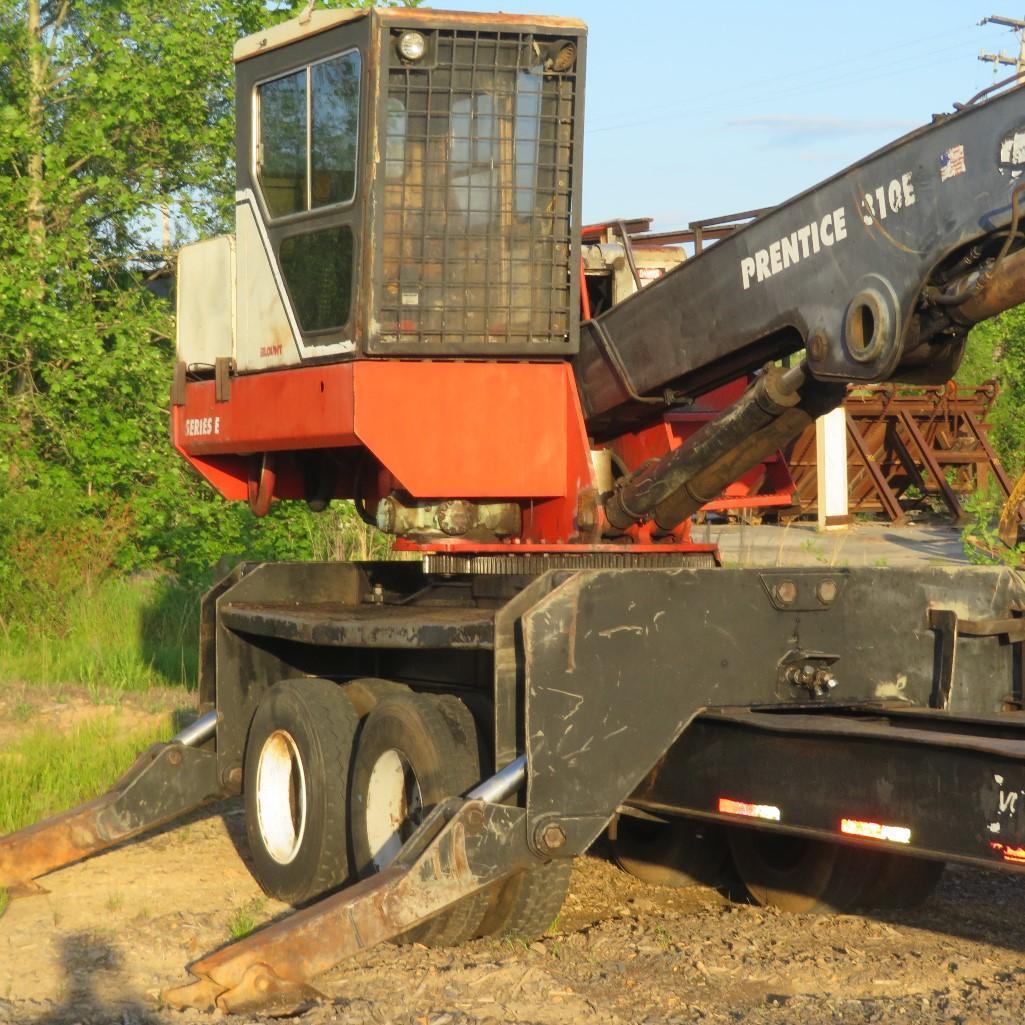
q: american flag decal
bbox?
[940,144,966,181]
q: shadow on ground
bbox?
[7,933,158,1025]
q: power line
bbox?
[586,40,972,137]
[585,23,976,134]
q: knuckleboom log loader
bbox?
[6,6,1025,1013]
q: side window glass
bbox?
[441,72,544,229]
[279,226,354,332]
[257,69,307,218]
[255,50,361,219]
[311,52,361,208]
[514,69,542,218]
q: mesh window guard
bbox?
[378,29,578,353]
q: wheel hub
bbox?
[365,748,422,870]
[255,729,307,865]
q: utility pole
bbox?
[979,15,1025,83]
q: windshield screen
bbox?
[379,29,578,352]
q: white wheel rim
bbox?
[255,729,308,865]
[365,748,422,871]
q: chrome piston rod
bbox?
[172,709,218,748]
[467,755,527,803]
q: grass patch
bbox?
[0,575,200,692]
[0,712,174,834]
[227,897,267,939]
[0,887,8,918]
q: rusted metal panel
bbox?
[898,408,966,520]
[787,381,1012,524]
[963,409,1014,494]
[844,410,907,524]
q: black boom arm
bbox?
[576,80,1025,530]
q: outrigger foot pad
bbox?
[164,967,325,1016]
[163,798,536,1014]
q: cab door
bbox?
[235,18,370,369]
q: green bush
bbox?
[0,0,394,687]
[964,309,1025,476]
[960,483,1025,566]
[954,313,1025,565]
[0,575,201,691]
[0,482,389,689]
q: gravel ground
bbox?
[705,521,967,569]
[3,803,1025,1025]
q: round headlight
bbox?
[398,31,426,62]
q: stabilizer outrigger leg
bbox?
[164,758,536,1015]
[0,711,224,892]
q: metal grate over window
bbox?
[378,29,578,353]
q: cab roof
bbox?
[234,7,587,64]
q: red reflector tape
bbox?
[718,797,781,822]
[840,818,911,845]
[990,840,1025,864]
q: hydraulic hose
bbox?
[604,364,846,534]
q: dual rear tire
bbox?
[349,691,492,945]
[610,812,943,913]
[726,827,943,912]
[244,679,358,905]
[245,681,937,943]
[243,679,569,942]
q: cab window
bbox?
[280,225,354,332]
[256,50,361,219]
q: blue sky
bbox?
[432,1,1025,230]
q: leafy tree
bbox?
[0,0,385,605]
[963,309,1025,476]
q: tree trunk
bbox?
[18,0,46,407]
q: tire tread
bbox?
[477,858,572,939]
[351,692,491,947]
[244,678,358,905]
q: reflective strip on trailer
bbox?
[840,818,911,844]
[717,797,781,822]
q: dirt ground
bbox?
[4,796,1025,1025]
